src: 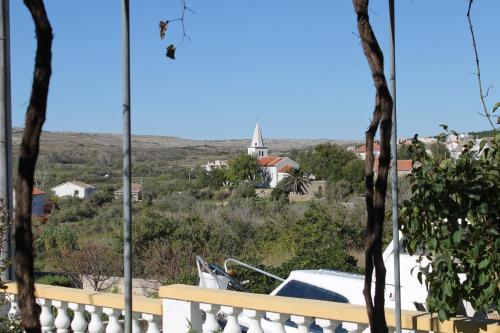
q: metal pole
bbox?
[121,0,132,331]
[0,0,12,282]
[389,1,401,333]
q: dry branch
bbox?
[14,1,52,332]
[352,1,393,332]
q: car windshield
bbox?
[275,280,349,303]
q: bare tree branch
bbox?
[467,0,497,131]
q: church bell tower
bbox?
[247,123,268,158]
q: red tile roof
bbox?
[396,159,412,171]
[258,157,283,167]
[373,159,413,171]
[278,165,293,173]
[32,188,46,195]
[356,142,381,153]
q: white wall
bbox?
[52,183,95,199]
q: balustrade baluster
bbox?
[220,306,241,333]
[103,308,123,333]
[290,315,312,333]
[131,312,141,333]
[343,322,369,333]
[7,294,21,321]
[242,309,263,333]
[143,313,161,333]
[53,301,71,333]
[266,312,287,333]
[316,319,340,333]
[69,303,88,333]
[200,303,221,333]
[86,305,105,333]
[38,298,55,333]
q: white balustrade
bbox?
[87,305,105,333]
[131,312,141,333]
[290,315,313,333]
[103,308,123,333]
[7,294,21,321]
[38,298,55,333]
[53,301,71,333]
[243,309,264,333]
[316,318,338,333]
[343,322,369,333]
[200,303,221,333]
[266,312,287,333]
[143,313,161,333]
[69,303,88,333]
[220,306,241,333]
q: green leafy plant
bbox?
[400,134,500,320]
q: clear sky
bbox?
[9,1,500,140]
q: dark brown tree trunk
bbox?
[14,1,52,332]
[352,1,393,333]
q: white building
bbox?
[51,181,96,199]
[259,157,299,188]
[247,123,299,188]
[247,123,268,158]
[355,142,380,160]
[206,160,229,172]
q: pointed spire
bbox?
[251,123,265,147]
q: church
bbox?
[247,123,299,188]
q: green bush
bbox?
[36,274,73,287]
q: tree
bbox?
[227,154,261,184]
[353,1,393,332]
[55,242,122,291]
[280,168,310,195]
[400,136,500,320]
[429,141,449,163]
[14,1,53,332]
[297,143,357,182]
[397,144,412,159]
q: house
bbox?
[246,123,299,188]
[258,157,299,188]
[355,142,381,160]
[13,188,49,217]
[115,183,143,201]
[374,159,413,178]
[206,160,229,172]
[51,181,96,199]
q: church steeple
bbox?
[247,123,268,157]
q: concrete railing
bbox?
[3,283,500,333]
[4,282,161,332]
[160,284,500,333]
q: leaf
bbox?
[478,258,490,269]
[493,102,500,113]
[159,20,169,40]
[166,44,176,60]
[452,230,463,244]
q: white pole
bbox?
[0,0,12,281]
[389,1,401,333]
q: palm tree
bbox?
[281,167,310,195]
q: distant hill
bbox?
[12,129,361,166]
[468,129,497,139]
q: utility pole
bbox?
[121,0,133,331]
[0,0,12,282]
[389,1,401,333]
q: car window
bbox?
[276,280,349,303]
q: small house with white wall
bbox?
[206,160,229,172]
[13,188,49,217]
[51,181,96,199]
[355,142,380,160]
[115,183,143,201]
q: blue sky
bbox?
[9,1,500,140]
